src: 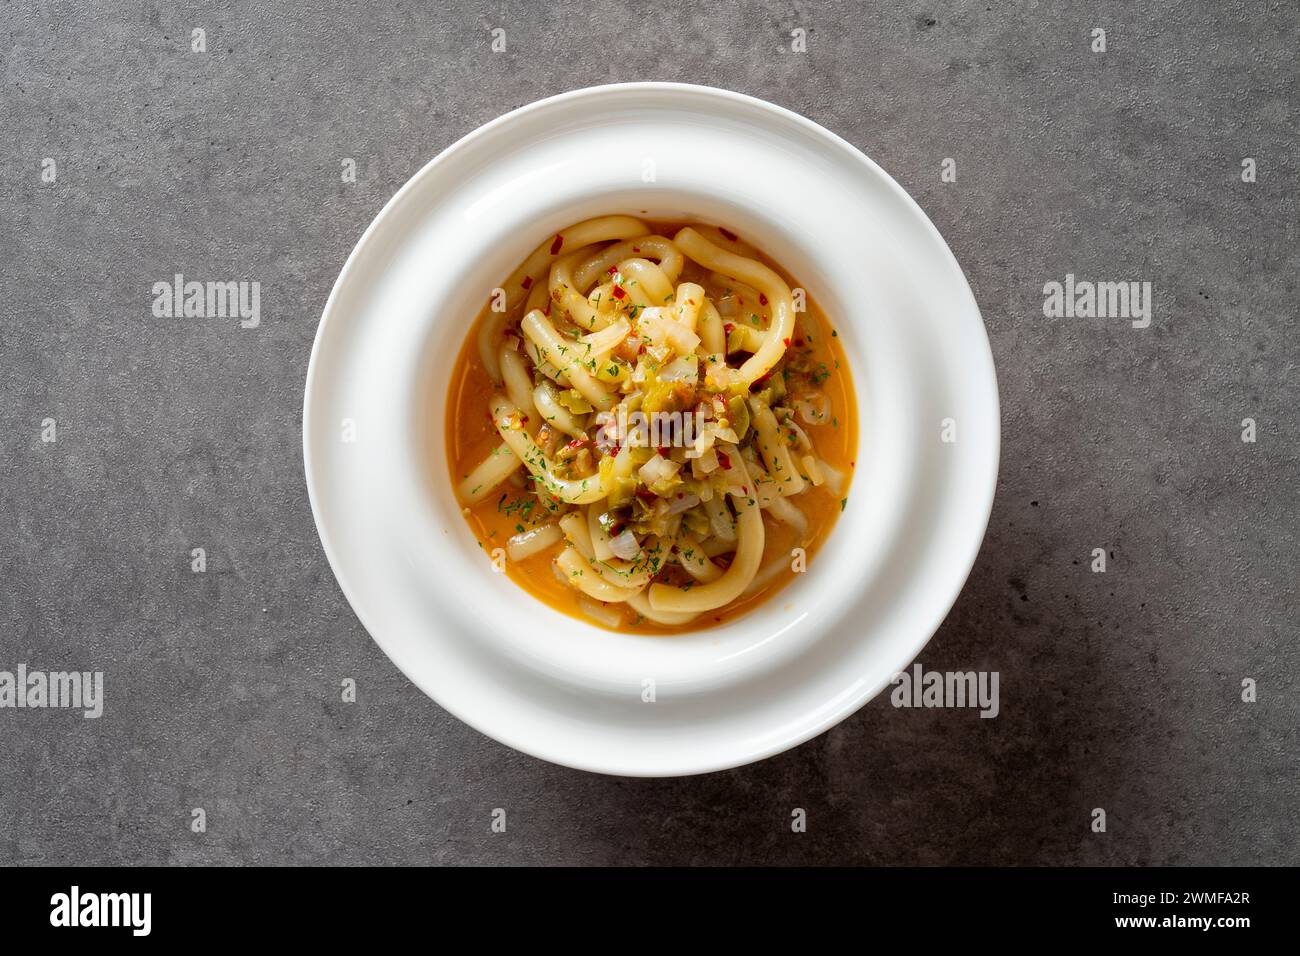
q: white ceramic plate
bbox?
[303,83,999,776]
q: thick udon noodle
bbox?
[448,216,855,632]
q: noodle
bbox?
[450,216,855,633]
[532,381,586,438]
[507,522,563,562]
[648,492,765,614]
[479,215,649,381]
[555,546,640,603]
[521,309,615,411]
[457,442,522,504]
[488,393,607,504]
[673,227,795,384]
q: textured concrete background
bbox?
[1,0,1296,865]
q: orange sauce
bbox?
[445,220,857,633]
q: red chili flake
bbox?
[782,337,791,347]
[608,265,619,275]
[719,227,739,241]
[612,286,626,299]
[716,450,732,469]
[723,322,735,334]
[550,234,564,254]
[758,293,768,306]
[520,414,530,424]
[793,337,804,347]
[521,275,533,290]
[632,246,641,253]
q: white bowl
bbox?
[303,83,999,776]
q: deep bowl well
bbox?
[303,83,1000,776]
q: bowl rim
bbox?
[303,81,1000,775]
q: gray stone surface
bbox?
[1,0,1296,865]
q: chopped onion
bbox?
[714,443,750,496]
[704,364,745,392]
[666,493,701,515]
[660,355,698,383]
[637,454,680,486]
[637,309,700,354]
[782,416,814,452]
[815,457,846,496]
[751,473,780,509]
[764,494,808,535]
[794,394,830,425]
[607,528,642,561]
[580,317,631,357]
[692,446,719,474]
[704,495,736,541]
[686,426,716,459]
[802,454,825,487]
